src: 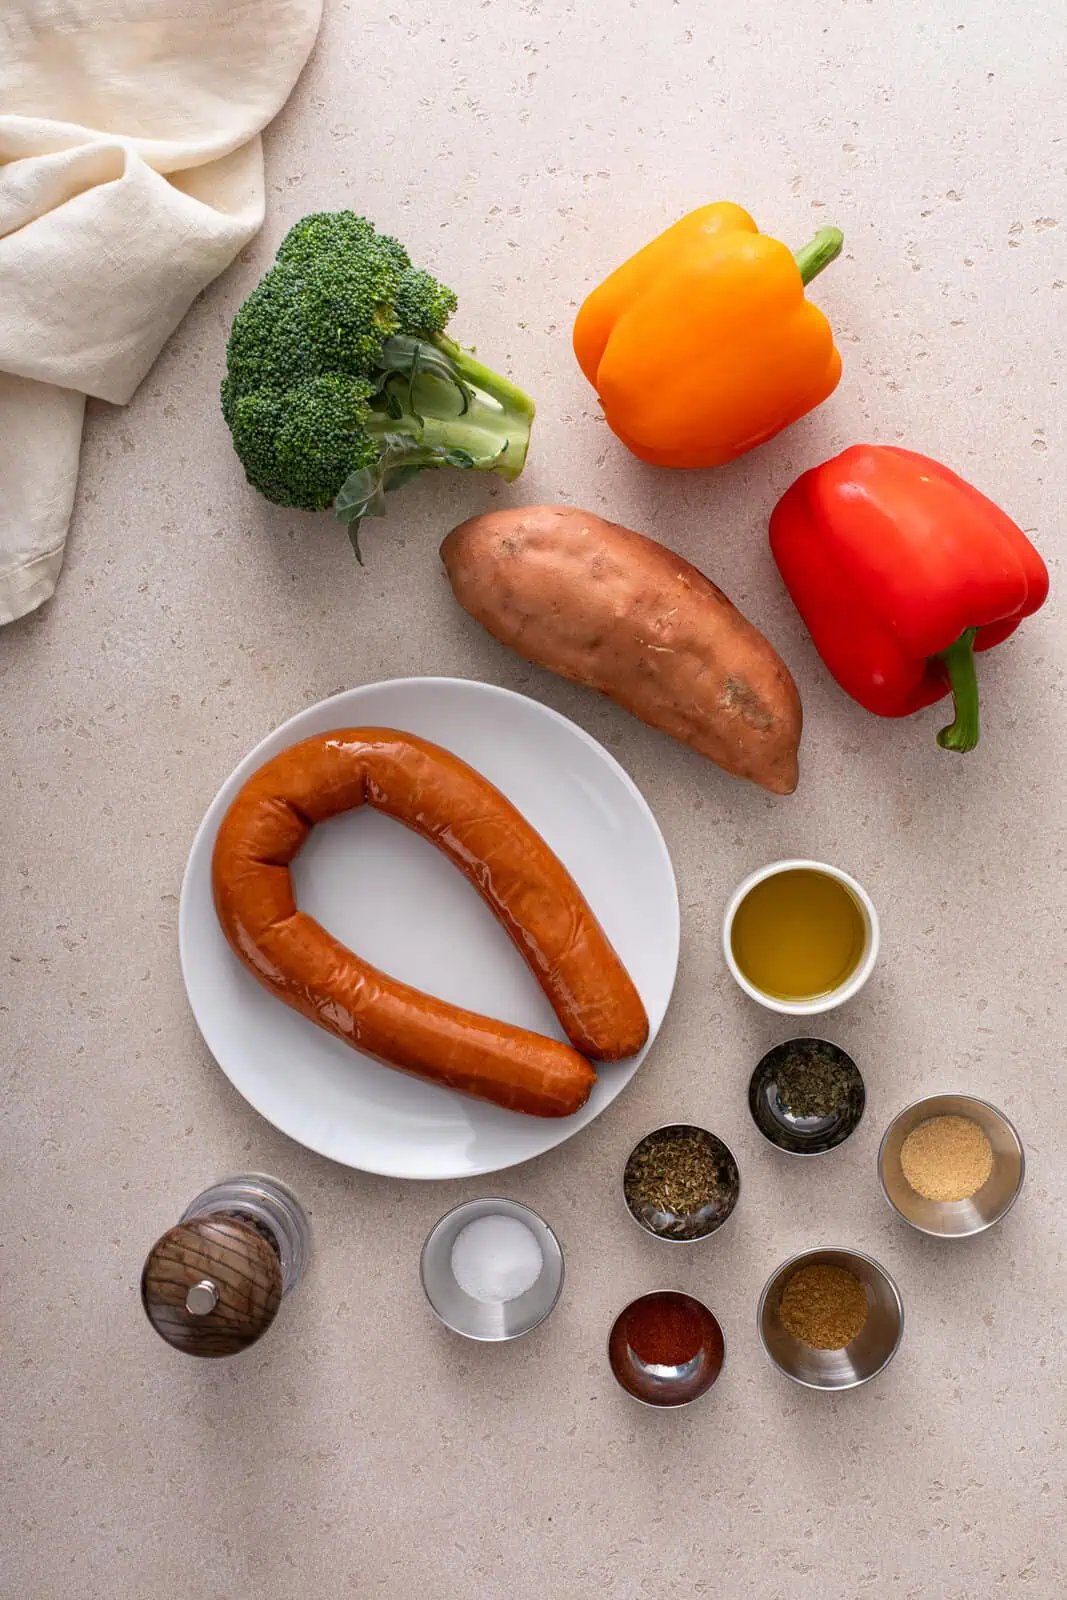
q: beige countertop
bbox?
[4,2,1065,1595]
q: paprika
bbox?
[623,1292,706,1366]
[608,1290,726,1407]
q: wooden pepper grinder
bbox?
[141,1173,311,1357]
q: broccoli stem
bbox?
[370,331,534,479]
[431,334,535,481]
[371,412,521,474]
[334,327,536,560]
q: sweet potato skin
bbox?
[441,506,802,794]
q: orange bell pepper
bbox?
[573,203,844,468]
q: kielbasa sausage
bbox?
[211,729,649,1117]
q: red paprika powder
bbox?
[608,1291,725,1406]
[622,1293,706,1365]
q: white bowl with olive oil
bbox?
[723,859,879,1016]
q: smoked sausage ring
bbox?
[211,729,649,1118]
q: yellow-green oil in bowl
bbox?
[730,869,866,1002]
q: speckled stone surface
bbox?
[3,3,1065,1596]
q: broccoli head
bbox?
[220,211,534,558]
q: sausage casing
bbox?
[211,728,649,1117]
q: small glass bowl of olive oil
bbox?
[723,859,879,1016]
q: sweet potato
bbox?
[440,505,802,794]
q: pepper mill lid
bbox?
[141,1213,284,1357]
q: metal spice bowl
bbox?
[622,1123,740,1243]
[878,1093,1025,1239]
[748,1038,865,1156]
[758,1246,904,1391]
[420,1198,565,1342]
[608,1291,727,1408]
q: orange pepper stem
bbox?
[936,628,981,753]
[793,226,844,286]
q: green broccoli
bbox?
[221,211,535,559]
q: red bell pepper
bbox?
[769,445,1049,751]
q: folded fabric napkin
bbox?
[0,0,323,624]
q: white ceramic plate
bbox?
[179,677,679,1179]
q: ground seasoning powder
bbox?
[900,1114,994,1202]
[608,1291,726,1406]
[779,1263,869,1350]
[624,1293,707,1368]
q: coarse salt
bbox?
[450,1214,544,1304]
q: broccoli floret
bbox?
[221,211,534,557]
[225,375,378,510]
[274,211,393,271]
[394,267,458,338]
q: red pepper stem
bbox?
[936,628,981,753]
[793,227,844,285]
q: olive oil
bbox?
[731,869,866,1000]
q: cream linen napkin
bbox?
[0,0,323,625]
